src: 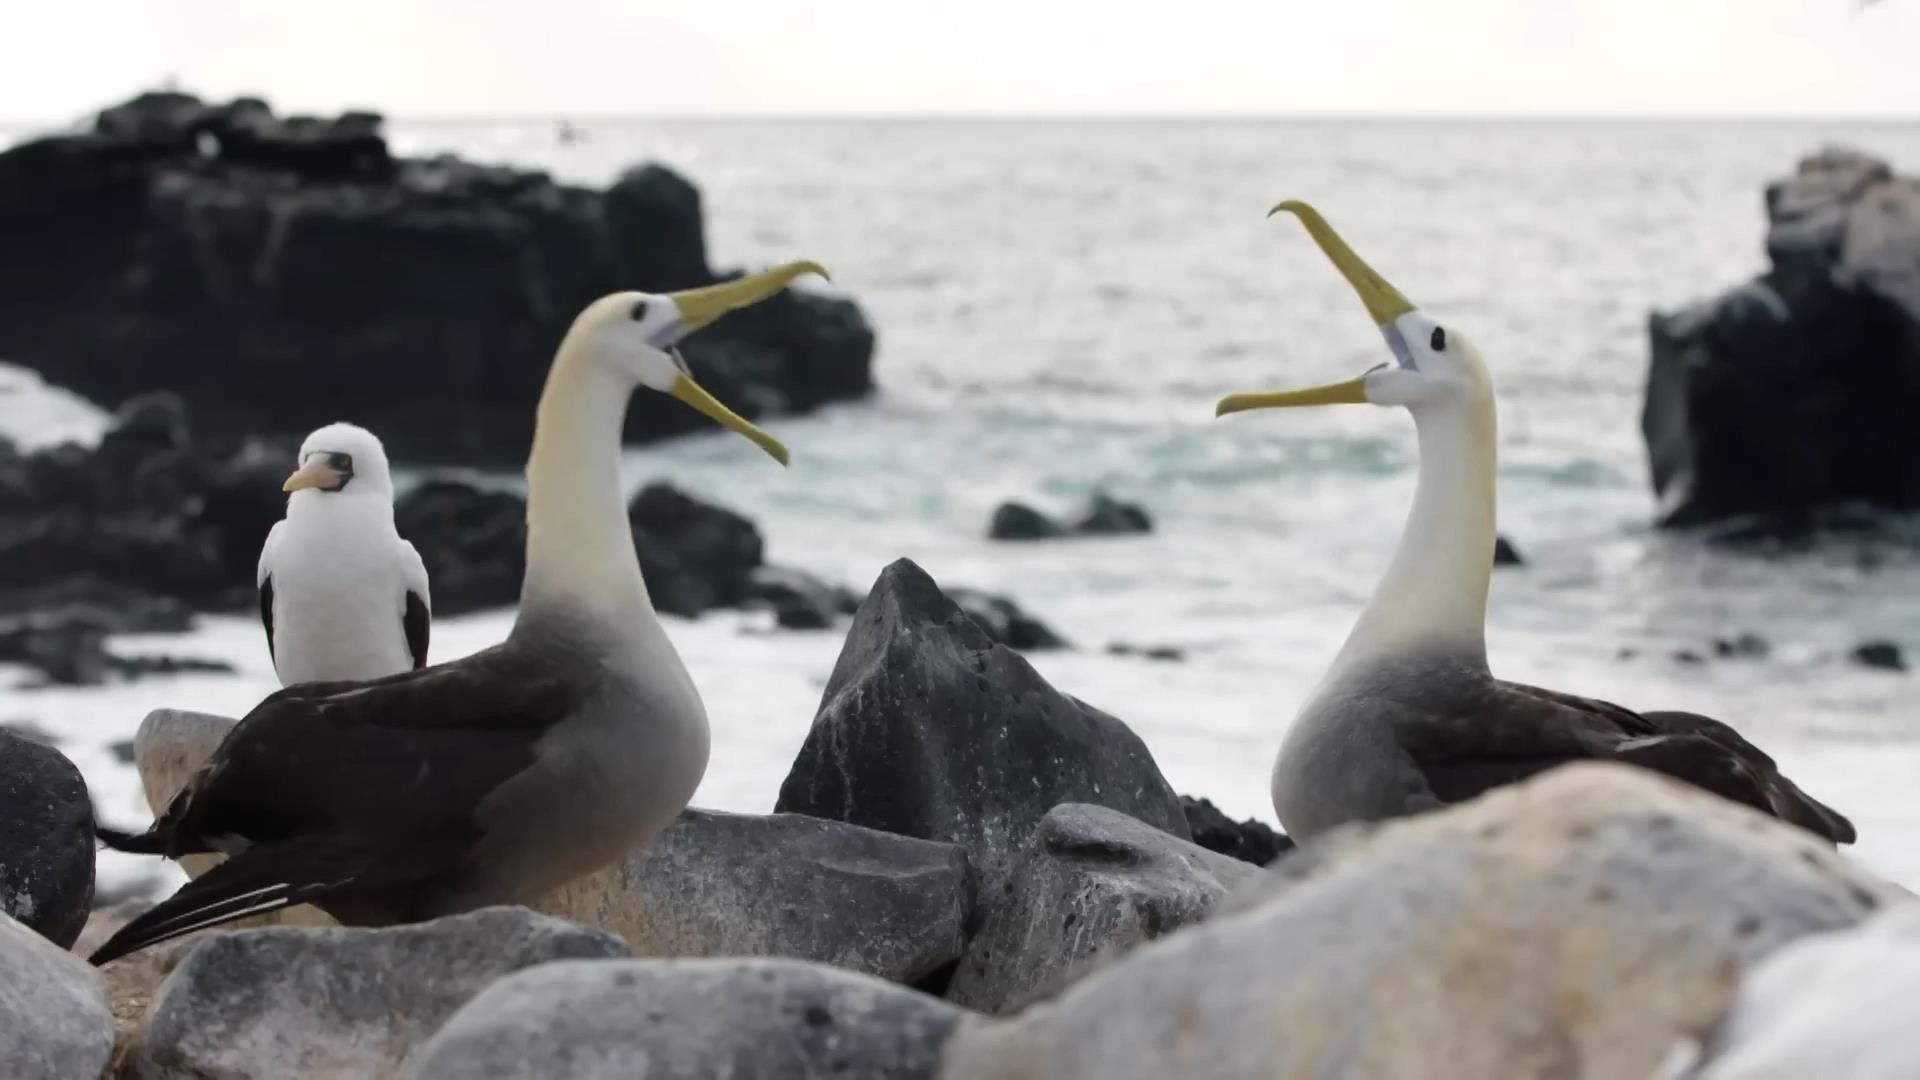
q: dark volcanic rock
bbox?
[1714,632,1772,660]
[0,731,95,947]
[744,565,856,630]
[1179,795,1293,867]
[0,91,875,464]
[947,803,1264,1014]
[1851,640,1907,672]
[775,558,1188,898]
[394,479,528,616]
[1070,490,1152,536]
[413,958,965,1080]
[988,490,1153,542]
[1494,533,1524,566]
[950,587,1068,651]
[630,481,764,617]
[1643,147,1920,530]
[988,502,1064,541]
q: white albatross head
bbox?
[558,261,831,467]
[283,422,395,500]
[1216,200,1491,419]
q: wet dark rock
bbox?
[1107,642,1186,662]
[1070,491,1152,536]
[125,907,628,1079]
[1673,649,1709,666]
[950,587,1068,651]
[1179,795,1293,867]
[413,958,965,1080]
[744,565,855,630]
[1494,533,1524,566]
[1715,632,1773,660]
[0,91,875,464]
[0,730,95,947]
[775,558,1188,899]
[1643,147,1920,530]
[947,803,1265,1014]
[988,490,1152,542]
[1851,640,1907,672]
[988,501,1064,541]
[0,607,231,686]
[630,481,764,617]
[392,478,527,616]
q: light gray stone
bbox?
[940,763,1906,1080]
[411,956,970,1080]
[543,808,969,984]
[947,803,1262,1014]
[128,905,628,1080]
[0,911,114,1080]
[1660,903,1920,1080]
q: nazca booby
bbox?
[92,262,823,964]
[1216,201,1853,845]
[259,422,430,685]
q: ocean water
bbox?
[6,118,1920,901]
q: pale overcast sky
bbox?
[4,0,1916,120]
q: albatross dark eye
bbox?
[1430,327,1448,352]
[629,300,649,322]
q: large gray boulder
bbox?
[0,912,114,1080]
[413,957,969,1080]
[1662,904,1920,1079]
[947,803,1265,1014]
[1643,147,1920,529]
[0,728,95,946]
[941,763,1906,1080]
[542,808,970,985]
[126,906,627,1079]
[776,558,1188,898]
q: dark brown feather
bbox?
[259,576,276,663]
[403,590,430,670]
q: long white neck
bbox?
[1330,394,1497,675]
[517,339,655,631]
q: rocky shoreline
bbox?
[7,559,1913,1078]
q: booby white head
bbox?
[259,421,430,686]
[282,422,396,500]
[1217,200,1497,675]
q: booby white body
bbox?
[258,423,429,686]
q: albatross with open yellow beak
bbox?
[92,262,824,964]
[1217,201,1853,845]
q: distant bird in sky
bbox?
[258,422,430,686]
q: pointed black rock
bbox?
[0,730,96,947]
[775,558,1189,898]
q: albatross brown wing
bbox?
[1393,677,1854,844]
[91,642,581,964]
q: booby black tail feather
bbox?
[89,842,363,966]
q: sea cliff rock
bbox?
[124,907,627,1080]
[986,489,1152,541]
[1643,147,1920,529]
[0,730,96,947]
[775,558,1188,899]
[940,763,1905,1080]
[0,91,875,463]
[0,912,114,1080]
[411,957,967,1080]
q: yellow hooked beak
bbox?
[1215,200,1416,417]
[661,260,829,467]
[282,460,345,492]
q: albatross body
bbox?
[259,423,430,685]
[92,263,823,964]
[1218,202,1853,846]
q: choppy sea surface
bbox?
[5,118,1920,900]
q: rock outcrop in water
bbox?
[1643,147,1920,530]
[0,90,875,464]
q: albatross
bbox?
[1216,200,1853,845]
[259,422,430,685]
[92,262,822,964]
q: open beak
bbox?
[283,461,345,492]
[1214,200,1417,418]
[661,261,829,467]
